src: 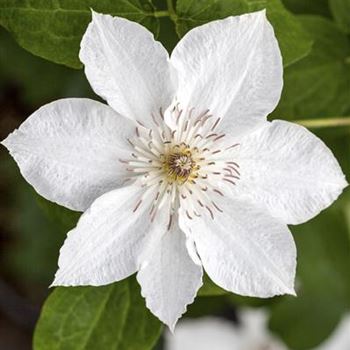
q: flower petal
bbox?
[80,11,175,126]
[168,10,282,136]
[52,184,170,286]
[137,223,203,330]
[2,98,136,211]
[179,196,296,297]
[234,120,348,225]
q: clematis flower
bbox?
[2,10,347,329]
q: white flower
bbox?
[165,310,288,350]
[1,10,347,329]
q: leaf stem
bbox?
[153,10,170,18]
[294,117,350,129]
[166,0,177,21]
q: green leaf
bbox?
[272,15,350,120]
[34,277,162,350]
[175,0,313,67]
[0,0,159,69]
[329,0,350,33]
[269,208,350,349]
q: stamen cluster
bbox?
[119,105,240,228]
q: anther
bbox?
[186,210,193,220]
[225,143,240,150]
[133,199,142,212]
[211,117,221,131]
[167,214,173,230]
[223,178,236,186]
[213,189,224,196]
[212,201,223,213]
[205,206,214,219]
[213,134,225,142]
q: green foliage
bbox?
[33,277,162,350]
[269,208,350,349]
[282,0,331,17]
[329,0,350,33]
[273,15,350,120]
[0,28,93,105]
[0,0,159,69]
[175,0,313,67]
[0,159,67,285]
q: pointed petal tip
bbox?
[286,288,297,297]
[1,136,8,149]
[341,176,349,189]
[243,8,267,21]
[90,8,103,20]
[50,271,63,288]
[223,8,268,26]
[50,269,77,288]
[1,131,14,149]
[49,278,60,289]
[168,321,178,334]
[260,8,267,16]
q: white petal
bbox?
[2,98,136,211]
[169,10,282,136]
[80,11,175,126]
[137,223,203,330]
[234,120,348,225]
[52,184,170,286]
[179,196,296,297]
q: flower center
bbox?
[120,105,241,228]
[161,144,198,185]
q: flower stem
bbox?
[294,117,350,129]
[154,10,170,18]
[166,0,177,21]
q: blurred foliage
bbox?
[269,208,350,349]
[272,15,350,119]
[282,0,331,17]
[0,28,93,106]
[0,0,349,350]
[329,0,350,33]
